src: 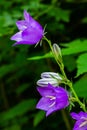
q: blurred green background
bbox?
[1,0,87,130]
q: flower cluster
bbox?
[11,10,87,130]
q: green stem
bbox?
[43,36,67,78]
[69,82,86,112]
[44,36,87,112]
[61,110,71,130]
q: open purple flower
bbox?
[71,111,87,130]
[36,83,69,116]
[11,10,44,45]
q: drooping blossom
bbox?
[37,72,62,87]
[36,83,69,116]
[71,111,87,130]
[11,10,44,45]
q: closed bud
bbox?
[52,43,62,60]
[37,72,62,87]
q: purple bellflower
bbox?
[71,111,87,130]
[36,83,69,116]
[11,10,44,45]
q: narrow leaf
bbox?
[27,52,53,60]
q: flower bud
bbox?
[37,72,62,87]
[41,72,62,79]
[52,43,62,60]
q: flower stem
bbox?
[44,36,87,112]
[43,36,67,78]
[68,81,86,112]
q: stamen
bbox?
[49,102,55,108]
[46,95,56,100]
[79,120,87,128]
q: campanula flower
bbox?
[11,10,44,45]
[71,111,87,130]
[37,72,62,87]
[36,83,69,116]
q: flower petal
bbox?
[46,100,69,116]
[24,10,30,22]
[24,10,43,31]
[11,31,22,42]
[36,97,54,111]
[16,20,27,30]
[71,112,82,120]
[73,120,87,130]
[22,28,43,44]
[37,86,55,97]
[79,111,87,119]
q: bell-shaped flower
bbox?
[36,83,69,116]
[37,72,62,87]
[11,10,44,45]
[71,111,87,130]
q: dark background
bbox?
[0,0,87,130]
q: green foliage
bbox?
[1,0,87,130]
[16,84,29,94]
[61,39,87,55]
[48,7,70,22]
[63,55,76,72]
[33,111,45,126]
[76,53,87,77]
[0,64,15,78]
[28,52,52,60]
[74,75,87,98]
[0,99,36,127]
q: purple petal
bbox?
[22,28,43,44]
[79,111,87,118]
[70,112,80,120]
[24,10,30,22]
[16,20,27,30]
[11,31,22,42]
[36,97,54,111]
[37,86,55,97]
[11,10,44,45]
[46,99,68,116]
[73,120,87,130]
[24,10,43,32]
[46,105,57,116]
[54,87,68,95]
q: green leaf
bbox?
[61,39,87,55]
[49,7,70,22]
[27,52,53,60]
[74,75,87,98]
[76,53,87,77]
[0,64,15,78]
[0,99,37,123]
[33,111,45,126]
[5,125,21,130]
[81,17,87,23]
[63,55,76,71]
[16,84,29,94]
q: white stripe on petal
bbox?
[41,72,62,79]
